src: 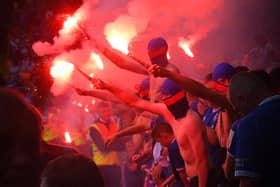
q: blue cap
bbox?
[212,62,235,82]
[161,79,182,98]
[139,77,150,91]
[147,37,168,66]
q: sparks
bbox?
[90,53,104,70]
[64,131,72,143]
[178,37,195,58]
[50,60,74,82]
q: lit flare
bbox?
[178,37,195,58]
[50,60,74,82]
[90,53,104,70]
[64,131,72,143]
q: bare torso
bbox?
[171,109,208,177]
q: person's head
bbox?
[147,37,169,67]
[235,65,249,73]
[269,67,280,94]
[120,108,136,128]
[161,79,189,119]
[0,88,41,186]
[229,71,274,115]
[212,62,236,93]
[41,154,104,187]
[152,122,174,147]
[96,102,112,122]
[135,77,150,100]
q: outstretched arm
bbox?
[75,88,121,103]
[95,42,148,75]
[92,78,174,123]
[148,65,231,110]
[105,123,150,148]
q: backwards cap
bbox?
[212,62,235,82]
[147,37,168,66]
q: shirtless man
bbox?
[91,78,209,187]
[147,62,238,148]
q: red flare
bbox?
[64,131,72,143]
[178,37,195,58]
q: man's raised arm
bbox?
[148,64,231,110]
[91,78,174,124]
[75,88,122,103]
[95,42,148,75]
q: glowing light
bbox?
[167,52,171,60]
[105,30,129,54]
[90,84,94,89]
[64,131,72,143]
[50,60,74,82]
[89,73,95,78]
[92,100,96,105]
[77,103,83,107]
[178,37,195,58]
[90,53,104,70]
[62,16,78,34]
[84,108,89,113]
[104,16,137,54]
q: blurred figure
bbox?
[228,71,280,187]
[40,153,104,187]
[89,101,121,187]
[0,88,41,187]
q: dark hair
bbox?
[235,66,249,73]
[250,70,271,88]
[152,122,173,139]
[269,67,280,92]
[41,154,104,187]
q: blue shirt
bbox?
[234,95,280,186]
[168,139,185,186]
[202,107,223,129]
[227,120,240,157]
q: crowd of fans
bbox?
[1,1,280,187]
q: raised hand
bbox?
[147,64,166,77]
